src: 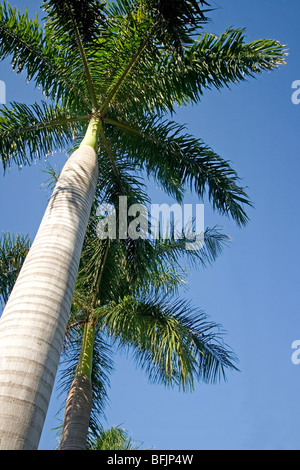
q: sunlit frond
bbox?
[97,295,239,390]
[0,101,87,170]
[104,115,252,226]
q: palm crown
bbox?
[59,219,238,447]
[0,0,286,224]
[48,161,236,447]
[0,170,238,448]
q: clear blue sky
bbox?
[0,0,300,451]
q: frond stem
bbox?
[103,117,161,146]
[16,115,89,135]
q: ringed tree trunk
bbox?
[59,320,95,450]
[0,118,100,450]
[59,241,110,450]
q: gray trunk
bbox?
[59,375,93,450]
[0,145,98,450]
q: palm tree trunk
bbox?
[59,321,95,450]
[59,375,93,451]
[0,119,100,450]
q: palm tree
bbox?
[41,159,234,450]
[0,224,236,451]
[58,227,238,450]
[0,170,233,450]
[0,0,286,449]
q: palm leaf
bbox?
[0,232,31,307]
[144,0,210,48]
[87,425,143,450]
[42,0,108,46]
[104,115,252,226]
[0,1,90,108]
[92,22,286,117]
[96,295,239,390]
[0,101,87,170]
[166,28,287,101]
[43,0,110,107]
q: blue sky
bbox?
[0,0,300,450]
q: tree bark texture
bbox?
[59,375,93,451]
[0,145,98,450]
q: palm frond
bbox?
[0,1,90,108]
[42,0,108,46]
[75,219,230,306]
[93,0,210,114]
[97,295,239,391]
[0,101,87,170]
[0,232,31,307]
[91,2,155,114]
[150,226,230,270]
[144,0,210,48]
[100,25,286,116]
[104,115,252,226]
[40,161,62,196]
[168,28,287,100]
[87,425,143,450]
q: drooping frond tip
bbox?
[98,295,239,391]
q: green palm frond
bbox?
[0,232,31,307]
[75,222,229,306]
[95,26,286,117]
[0,101,87,170]
[96,295,239,390]
[96,155,151,207]
[91,3,156,115]
[87,425,143,450]
[43,0,110,108]
[40,161,61,196]
[74,238,120,308]
[0,1,90,108]
[104,115,252,226]
[113,226,229,298]
[149,226,230,270]
[166,28,287,101]
[90,0,209,115]
[42,0,108,46]
[143,0,210,48]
